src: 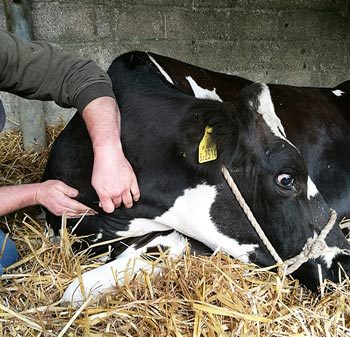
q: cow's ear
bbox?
[237,82,273,135]
[238,82,267,113]
[177,100,238,174]
[238,82,273,117]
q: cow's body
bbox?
[44,52,350,305]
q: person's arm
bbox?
[0,30,114,109]
[0,180,95,217]
[83,97,140,211]
[0,31,140,212]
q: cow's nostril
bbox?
[291,261,320,292]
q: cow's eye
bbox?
[277,173,295,188]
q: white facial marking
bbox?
[61,231,188,306]
[307,176,319,199]
[320,247,345,269]
[257,84,287,139]
[119,184,257,262]
[147,54,174,84]
[311,231,349,269]
[257,84,298,151]
[332,89,345,97]
[186,76,223,102]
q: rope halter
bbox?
[221,165,338,275]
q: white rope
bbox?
[221,166,283,264]
[282,209,337,275]
[221,165,338,275]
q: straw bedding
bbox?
[0,127,349,336]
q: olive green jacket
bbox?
[0,30,115,113]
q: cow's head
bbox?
[180,83,350,291]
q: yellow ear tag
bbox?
[198,126,217,163]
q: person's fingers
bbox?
[59,205,96,218]
[112,195,122,209]
[63,197,92,213]
[84,209,97,216]
[131,180,140,202]
[100,196,115,213]
[58,182,79,198]
[122,190,133,209]
[65,212,82,218]
[66,209,97,218]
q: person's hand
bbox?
[82,96,140,213]
[92,145,140,212]
[35,180,95,217]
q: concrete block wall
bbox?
[0,0,349,128]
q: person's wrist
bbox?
[33,183,43,206]
[93,141,124,159]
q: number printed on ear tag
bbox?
[198,126,217,163]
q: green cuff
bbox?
[76,82,116,114]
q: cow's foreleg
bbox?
[60,230,189,306]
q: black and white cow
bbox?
[43,51,350,305]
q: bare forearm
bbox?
[82,96,123,153]
[82,96,140,212]
[0,184,38,216]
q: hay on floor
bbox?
[0,127,350,336]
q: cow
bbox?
[43,51,350,305]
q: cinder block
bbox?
[94,6,113,39]
[97,0,192,7]
[54,42,116,70]
[186,39,281,76]
[165,7,282,41]
[112,7,166,41]
[277,10,349,41]
[120,39,194,62]
[192,0,242,8]
[194,0,348,11]
[31,2,96,43]
[319,69,350,88]
[0,3,7,30]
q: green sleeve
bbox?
[0,30,116,113]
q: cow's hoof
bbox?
[60,277,110,307]
[60,278,85,306]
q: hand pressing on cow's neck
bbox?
[82,96,140,212]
